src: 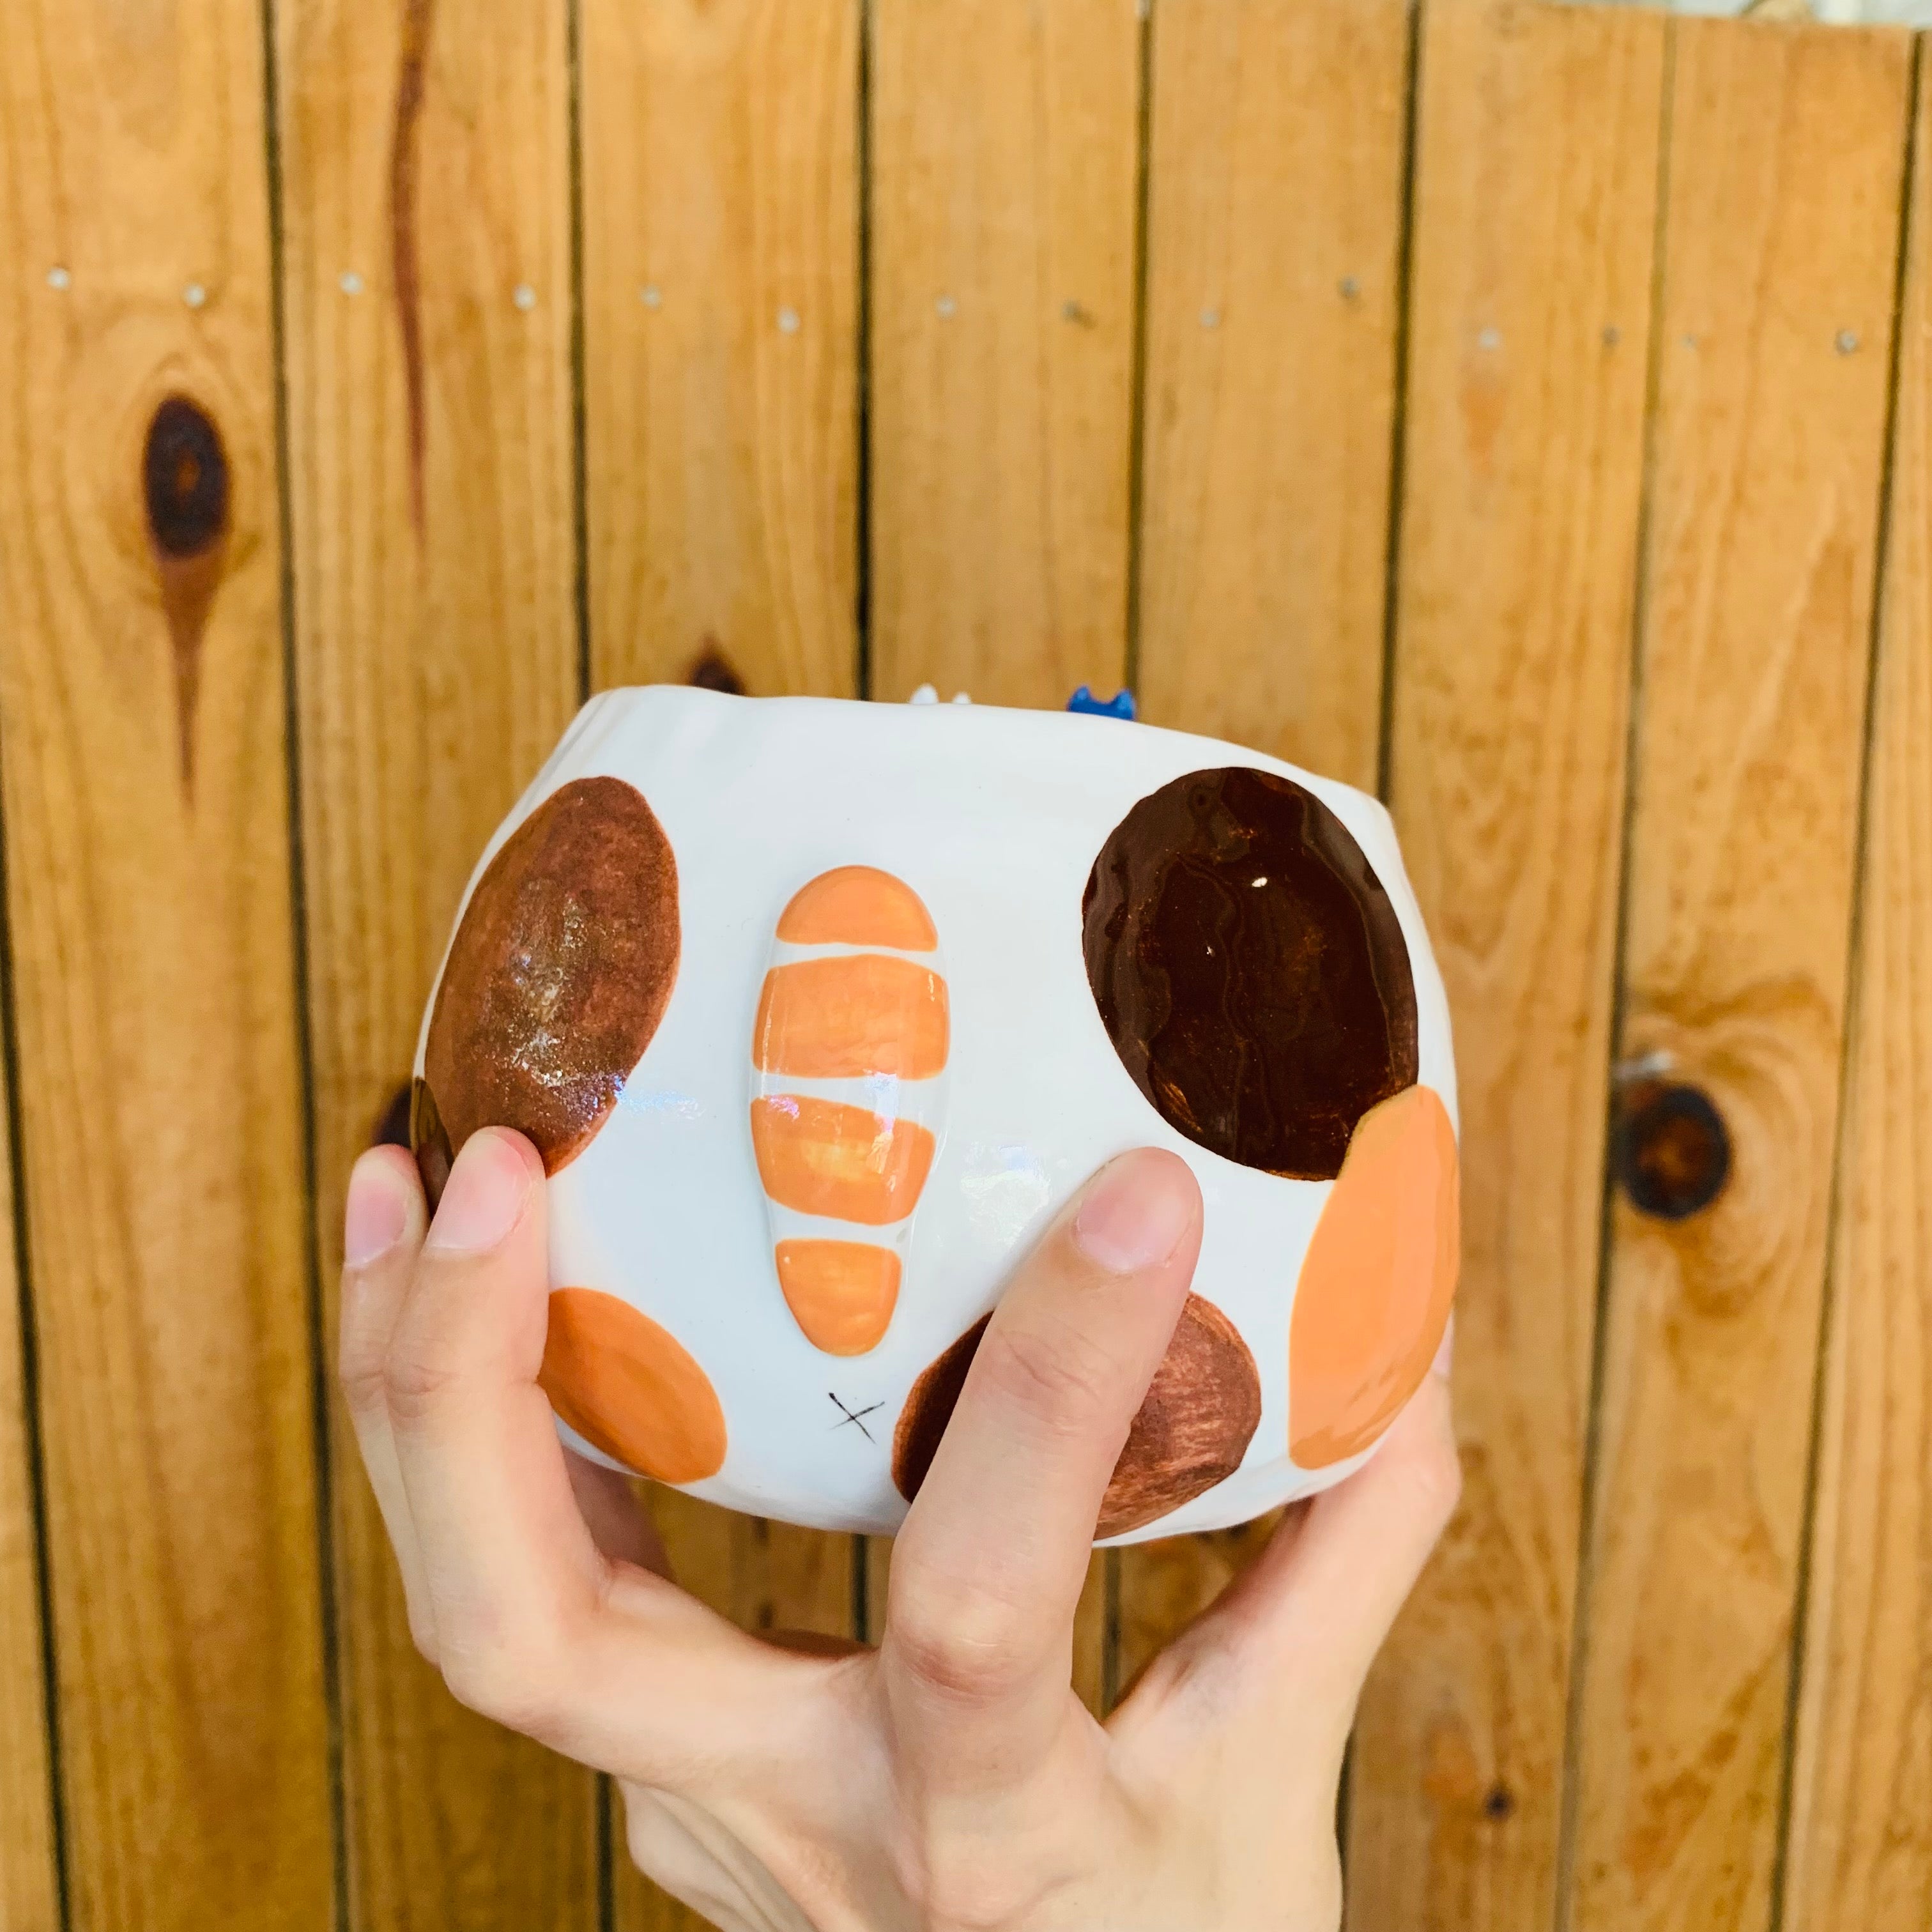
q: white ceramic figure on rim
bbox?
[411,684,1459,1545]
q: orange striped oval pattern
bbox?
[752,867,948,1356]
[776,864,939,949]
[749,1095,936,1225]
[755,953,949,1080]
[774,1241,904,1357]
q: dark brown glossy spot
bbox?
[1616,1081,1730,1221]
[893,1293,1261,1538]
[410,1078,454,1211]
[144,396,229,558]
[1083,767,1418,1180]
[372,1081,413,1149]
[687,640,747,694]
[422,776,679,1174]
[1483,1783,1516,1823]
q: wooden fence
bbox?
[0,0,1927,1928]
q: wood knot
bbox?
[1616,1080,1731,1222]
[1482,1782,1515,1822]
[144,395,228,558]
[688,640,747,694]
[144,395,231,792]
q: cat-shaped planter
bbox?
[412,686,1459,1544]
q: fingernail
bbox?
[1073,1153,1195,1273]
[425,1130,532,1254]
[343,1153,411,1268]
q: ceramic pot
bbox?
[412,686,1459,1544]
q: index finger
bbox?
[882,1149,1202,1793]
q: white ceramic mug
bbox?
[413,686,1459,1544]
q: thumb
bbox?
[882,1149,1202,1794]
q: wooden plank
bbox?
[0,1096,58,1932]
[1784,43,1932,1932]
[1116,0,1410,1705]
[650,1487,855,1644]
[273,1,597,1927]
[1566,22,1912,1932]
[581,4,862,1920]
[1134,0,1410,792]
[868,0,1141,707]
[1339,4,1666,1928]
[0,2,335,1926]
[583,0,859,700]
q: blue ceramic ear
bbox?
[1066,684,1137,720]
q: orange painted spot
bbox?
[1289,1084,1459,1468]
[776,866,937,951]
[774,1240,901,1354]
[750,1094,935,1225]
[754,954,949,1080]
[539,1288,726,1483]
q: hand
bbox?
[339,1126,1460,1931]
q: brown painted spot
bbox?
[774,1240,900,1355]
[144,395,231,790]
[1616,1081,1730,1220]
[1289,1085,1459,1468]
[754,955,949,1080]
[390,0,435,534]
[777,866,937,951]
[410,1077,454,1211]
[1083,767,1418,1181]
[423,776,679,1174]
[687,641,746,694]
[1098,1294,1262,1535]
[372,1080,413,1149]
[749,1094,933,1225]
[539,1287,726,1483]
[893,1293,1261,1538]
[892,1315,986,1505]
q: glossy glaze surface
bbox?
[1083,766,1418,1180]
[420,776,679,1176]
[893,1291,1262,1536]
